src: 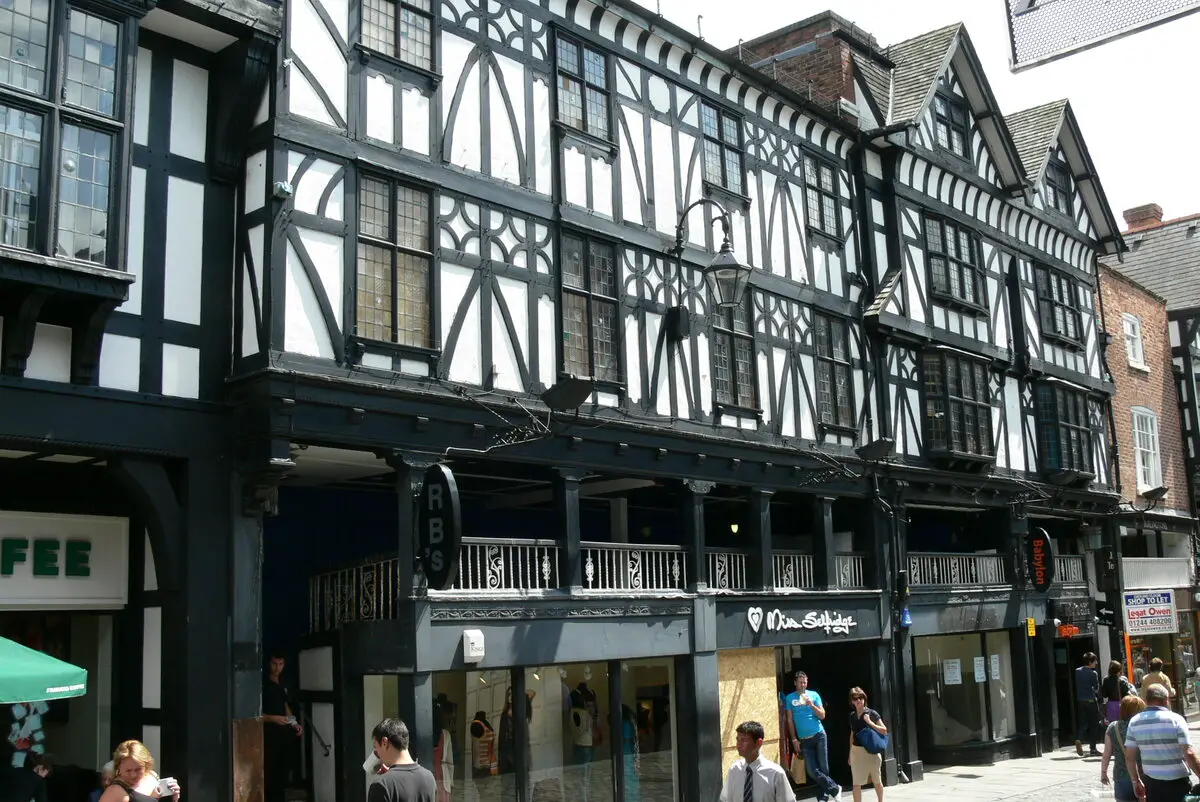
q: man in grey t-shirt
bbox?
[369,718,437,802]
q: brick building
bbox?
[1101,206,1200,703]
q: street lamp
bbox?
[670,198,752,314]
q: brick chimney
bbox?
[732,11,881,118]
[1123,204,1164,232]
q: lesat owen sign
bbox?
[417,464,462,591]
[0,512,128,610]
[1123,590,1178,636]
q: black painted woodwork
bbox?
[681,480,712,591]
[555,469,585,590]
[210,35,274,182]
[385,453,435,598]
[748,489,773,592]
[812,495,836,591]
[231,480,265,720]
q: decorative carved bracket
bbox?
[239,437,295,517]
[71,298,120,385]
[0,287,51,376]
[209,32,274,183]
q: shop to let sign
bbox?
[1123,590,1178,635]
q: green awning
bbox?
[0,636,88,704]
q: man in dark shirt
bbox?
[262,650,301,802]
[369,718,436,802]
[0,750,50,802]
[1075,651,1102,757]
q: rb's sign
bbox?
[417,464,462,590]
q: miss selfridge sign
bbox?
[0,512,128,610]
[746,606,857,635]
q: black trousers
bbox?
[1075,700,1101,749]
[1144,776,1190,802]
[264,736,294,802]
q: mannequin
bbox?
[469,711,496,780]
[433,700,456,802]
[569,691,594,802]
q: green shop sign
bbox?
[0,537,92,578]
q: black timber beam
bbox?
[228,372,869,494]
[0,379,228,458]
[158,0,282,38]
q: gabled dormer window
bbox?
[933,94,969,160]
[924,214,984,312]
[1034,264,1082,346]
[1044,159,1072,216]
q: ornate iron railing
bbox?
[773,551,815,591]
[309,556,400,633]
[582,542,688,592]
[908,552,1009,587]
[836,552,868,589]
[1055,554,1086,585]
[451,537,560,593]
[706,550,749,591]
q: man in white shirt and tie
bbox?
[721,721,797,802]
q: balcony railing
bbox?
[1123,557,1194,590]
[450,537,560,593]
[909,552,1009,587]
[707,550,749,591]
[836,553,868,589]
[1055,554,1086,586]
[309,556,401,633]
[773,551,815,591]
[582,542,688,592]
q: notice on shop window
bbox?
[943,658,962,685]
[990,654,1001,680]
[973,656,986,683]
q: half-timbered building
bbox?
[736,14,1126,766]
[0,0,276,800]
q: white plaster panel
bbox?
[142,726,160,762]
[563,145,587,208]
[98,334,141,392]
[360,352,391,370]
[123,166,145,314]
[133,47,151,146]
[300,645,335,691]
[323,0,348,41]
[245,150,267,213]
[144,531,157,592]
[443,34,480,172]
[161,344,200,399]
[163,177,205,325]
[365,73,395,143]
[646,312,669,416]
[647,75,670,114]
[241,270,259,357]
[291,0,346,119]
[904,244,926,323]
[1004,381,1025,472]
[624,312,641,404]
[756,351,771,425]
[142,606,162,708]
[169,60,209,161]
[442,262,481,384]
[674,337,690,418]
[537,293,556,389]
[492,276,528,392]
[591,156,613,218]
[616,60,639,100]
[294,159,341,218]
[490,53,524,185]
[401,85,431,156]
[679,130,702,246]
[798,353,816,440]
[775,349,794,438]
[400,358,431,376]
[296,228,344,328]
[531,77,552,195]
[288,73,335,126]
[619,106,645,227]
[26,324,71,382]
[248,223,265,319]
[650,119,676,237]
[284,242,334,359]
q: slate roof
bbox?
[852,52,891,122]
[1104,216,1200,312]
[1004,100,1067,181]
[865,267,904,318]
[883,23,960,124]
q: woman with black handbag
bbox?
[847,688,888,802]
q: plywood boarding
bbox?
[718,648,781,775]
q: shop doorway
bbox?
[1053,635,1097,745]
[778,641,880,794]
[1,611,115,795]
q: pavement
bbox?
[876,720,1200,802]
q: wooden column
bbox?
[681,480,713,591]
[555,469,587,590]
[747,489,774,592]
[812,495,836,591]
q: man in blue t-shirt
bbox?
[784,671,841,802]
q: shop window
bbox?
[913,631,1014,748]
[522,662,614,802]
[618,659,678,802]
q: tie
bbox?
[743,765,754,802]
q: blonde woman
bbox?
[847,688,887,802]
[100,741,182,802]
[1100,694,1147,801]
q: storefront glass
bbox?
[913,631,1015,748]
[414,660,679,802]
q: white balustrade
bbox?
[450,537,559,593]
[1055,554,1086,585]
[773,551,815,591]
[706,550,749,590]
[583,542,688,592]
[908,552,1009,587]
[836,553,867,589]
[1122,557,1193,590]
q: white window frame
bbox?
[1131,406,1162,492]
[1123,313,1146,368]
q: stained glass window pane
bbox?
[557,75,584,130]
[359,177,391,239]
[583,48,606,89]
[562,235,585,289]
[701,104,718,139]
[65,10,119,116]
[362,0,397,55]
[356,243,393,342]
[396,185,429,250]
[734,337,755,407]
[395,251,429,347]
[0,104,41,250]
[0,0,49,94]
[588,240,615,297]
[57,124,111,264]
[592,300,618,382]
[399,6,433,70]
[712,332,732,405]
[563,293,590,376]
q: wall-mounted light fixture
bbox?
[666,198,752,341]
